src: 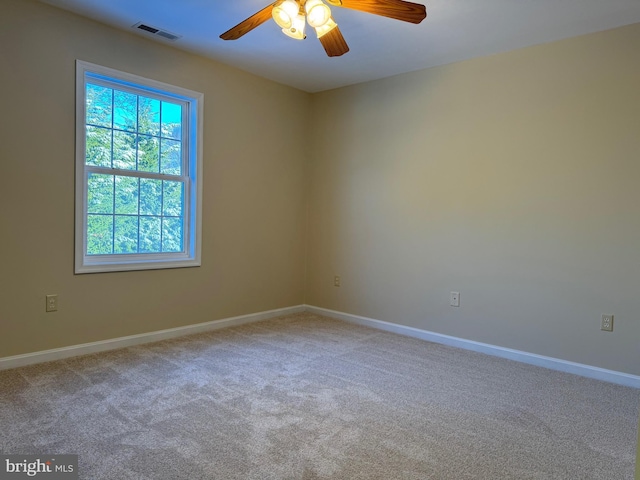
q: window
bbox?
[75,61,203,273]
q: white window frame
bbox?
[75,60,203,274]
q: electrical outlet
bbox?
[46,294,58,312]
[601,314,613,332]
[334,275,341,287]
[450,291,460,307]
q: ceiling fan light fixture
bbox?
[221,0,426,58]
[314,17,337,38]
[272,0,299,29]
[282,13,307,40]
[305,0,331,28]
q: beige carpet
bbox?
[0,312,638,479]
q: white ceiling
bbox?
[39,0,640,92]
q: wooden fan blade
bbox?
[318,26,349,57]
[329,0,426,24]
[220,3,276,40]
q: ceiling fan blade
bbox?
[220,3,277,40]
[318,26,350,57]
[329,0,426,24]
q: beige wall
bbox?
[307,23,640,375]
[0,0,309,357]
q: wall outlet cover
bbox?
[46,294,58,312]
[450,291,460,307]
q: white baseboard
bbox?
[0,305,306,371]
[305,305,640,389]
[3,303,639,389]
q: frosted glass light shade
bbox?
[305,0,331,28]
[282,13,306,39]
[314,17,337,37]
[272,0,299,29]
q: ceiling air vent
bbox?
[132,22,181,41]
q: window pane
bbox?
[78,64,201,273]
[160,139,181,175]
[139,216,161,253]
[138,96,160,137]
[87,174,114,214]
[87,214,113,255]
[138,135,159,173]
[113,131,137,170]
[139,179,162,216]
[161,101,182,140]
[114,215,138,254]
[86,84,112,127]
[114,90,137,132]
[162,217,183,252]
[115,176,139,215]
[86,126,112,167]
[163,181,183,217]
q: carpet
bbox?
[0,312,638,479]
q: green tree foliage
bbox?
[85,84,184,255]
[87,215,113,255]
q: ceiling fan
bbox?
[220,0,427,57]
